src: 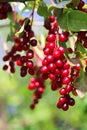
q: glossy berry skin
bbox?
[56,60,63,68]
[58,46,65,54]
[59,88,67,95]
[61,69,69,77]
[53,50,61,59]
[28,83,36,90]
[78,0,84,10]
[66,84,73,92]
[30,39,37,46]
[49,16,55,23]
[62,103,69,111]
[68,98,75,106]
[46,34,56,42]
[57,97,66,108]
[26,50,34,59]
[75,63,81,71]
[63,62,70,69]
[20,66,27,77]
[59,33,68,42]
[62,77,71,84]
[16,59,23,66]
[41,66,48,73]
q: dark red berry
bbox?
[62,103,69,111]
[3,65,8,71]
[69,98,75,106]
[30,39,37,46]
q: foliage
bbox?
[0,0,87,129]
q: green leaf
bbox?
[57,0,72,8]
[23,1,35,10]
[37,1,51,17]
[14,22,20,30]
[7,12,14,21]
[68,10,87,31]
[75,69,87,93]
[67,0,80,8]
[76,43,87,55]
[15,18,29,37]
[58,10,87,32]
[57,12,69,30]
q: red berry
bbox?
[41,66,48,73]
[69,98,75,106]
[58,46,65,54]
[75,63,81,71]
[62,103,69,111]
[28,83,36,90]
[16,59,23,66]
[28,69,35,75]
[66,84,73,92]
[30,104,35,110]
[68,48,73,53]
[30,78,36,83]
[26,50,34,59]
[63,62,70,69]
[59,88,67,95]
[56,60,63,68]
[30,39,37,46]
[3,65,8,71]
[49,16,55,22]
[46,34,56,42]
[62,77,71,84]
[53,49,61,59]
[44,47,52,55]
[26,60,34,69]
[48,63,56,71]
[57,97,66,108]
[48,73,55,80]
[61,69,69,77]
[47,55,54,63]
[59,33,68,42]
[83,41,87,48]
[47,42,55,50]
[78,0,84,9]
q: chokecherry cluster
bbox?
[3,18,37,77]
[42,15,81,111]
[0,2,12,20]
[2,12,82,111]
[28,69,45,109]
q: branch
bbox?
[0,0,29,2]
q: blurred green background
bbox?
[0,20,87,130]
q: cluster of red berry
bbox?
[28,69,45,109]
[41,16,80,111]
[2,0,86,111]
[0,2,12,20]
[3,18,37,77]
